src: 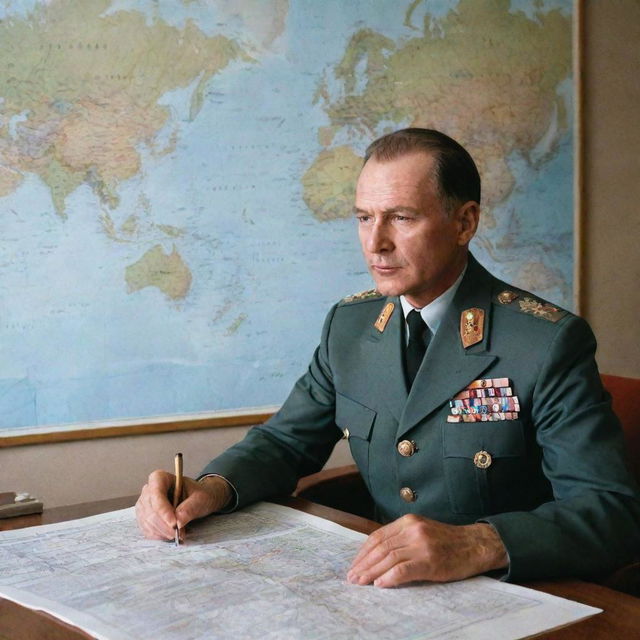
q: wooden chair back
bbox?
[601,373,640,484]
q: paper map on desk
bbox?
[0,503,599,639]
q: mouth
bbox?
[371,264,400,274]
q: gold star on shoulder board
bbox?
[497,290,518,305]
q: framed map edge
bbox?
[1,0,584,448]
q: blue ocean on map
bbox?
[0,0,574,431]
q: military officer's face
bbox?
[355,151,478,308]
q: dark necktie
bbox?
[405,309,430,388]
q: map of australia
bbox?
[0,0,574,432]
[0,0,255,299]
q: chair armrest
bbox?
[600,562,640,598]
[294,464,377,521]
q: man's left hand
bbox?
[347,514,508,588]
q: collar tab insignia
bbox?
[374,302,395,332]
[460,307,485,348]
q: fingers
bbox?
[363,556,423,589]
[350,518,404,567]
[347,515,454,587]
[135,472,232,541]
[347,516,508,588]
[173,477,223,529]
[135,470,177,540]
[135,495,175,540]
[348,521,410,586]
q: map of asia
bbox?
[0,0,574,432]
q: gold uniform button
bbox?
[473,450,492,469]
[397,440,417,457]
[342,428,350,440]
[400,487,417,502]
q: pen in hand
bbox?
[173,452,183,547]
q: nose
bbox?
[366,219,392,253]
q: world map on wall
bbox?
[0,0,574,432]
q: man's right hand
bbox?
[135,470,233,541]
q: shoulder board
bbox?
[493,289,568,323]
[341,289,382,304]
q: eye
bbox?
[355,214,372,224]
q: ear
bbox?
[454,201,480,246]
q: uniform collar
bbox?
[399,263,467,336]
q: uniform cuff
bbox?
[197,473,239,513]
[476,518,512,581]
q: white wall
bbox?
[0,426,353,508]
[582,0,640,377]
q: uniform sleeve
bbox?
[482,315,640,581]
[199,304,342,509]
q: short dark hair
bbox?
[364,128,481,211]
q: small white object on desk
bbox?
[0,492,44,518]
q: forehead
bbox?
[356,151,439,208]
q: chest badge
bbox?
[460,307,484,348]
[374,302,395,332]
[447,377,520,423]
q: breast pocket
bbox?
[335,393,376,479]
[442,420,525,515]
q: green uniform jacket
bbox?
[202,255,640,581]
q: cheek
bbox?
[402,237,435,262]
[403,239,448,273]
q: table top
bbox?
[1,495,638,640]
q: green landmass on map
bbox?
[224,313,248,336]
[0,0,572,312]
[125,245,192,300]
[301,146,363,221]
[303,0,571,223]
[0,0,253,218]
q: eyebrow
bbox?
[352,206,421,215]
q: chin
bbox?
[373,282,403,298]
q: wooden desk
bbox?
[1,496,638,640]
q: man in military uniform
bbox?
[136,128,640,585]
